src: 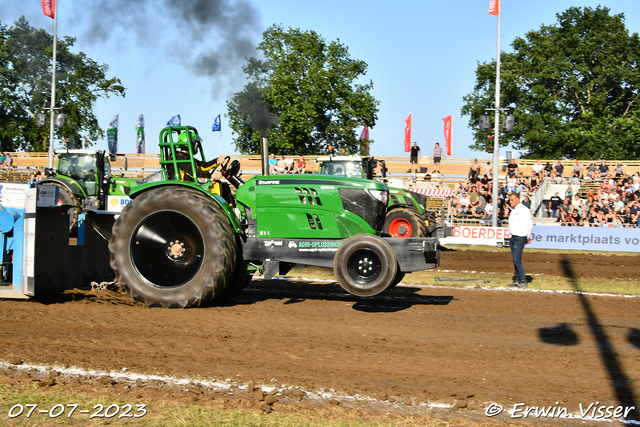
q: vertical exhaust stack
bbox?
[261,136,269,175]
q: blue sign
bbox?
[528,226,640,252]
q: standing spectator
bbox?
[506,159,519,177]
[548,191,562,218]
[508,192,533,287]
[522,193,532,209]
[468,159,481,178]
[409,142,421,175]
[431,143,444,174]
[572,160,583,180]
[555,160,565,179]
[284,155,294,173]
[295,155,306,174]
[532,160,544,176]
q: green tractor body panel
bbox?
[235,175,388,239]
[50,174,88,198]
[317,156,426,215]
[129,180,243,234]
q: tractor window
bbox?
[56,154,98,195]
[319,162,363,178]
[344,162,362,178]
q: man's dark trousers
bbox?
[510,235,527,283]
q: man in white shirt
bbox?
[532,160,544,176]
[508,193,533,287]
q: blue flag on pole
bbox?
[166,114,181,127]
[212,114,221,132]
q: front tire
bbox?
[383,207,427,238]
[109,186,236,308]
[333,234,397,297]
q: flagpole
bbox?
[47,0,59,169]
[491,0,502,229]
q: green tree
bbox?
[227,24,379,155]
[461,6,640,159]
[0,17,125,152]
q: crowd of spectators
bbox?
[268,154,306,174]
[449,157,640,228]
[550,177,640,228]
[0,152,13,170]
[451,158,541,223]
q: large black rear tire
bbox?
[109,186,236,308]
[382,207,427,238]
[41,182,81,235]
[333,234,397,297]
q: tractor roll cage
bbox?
[158,126,208,182]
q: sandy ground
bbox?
[0,249,639,424]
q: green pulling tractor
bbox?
[316,156,441,238]
[39,150,138,232]
[108,126,440,308]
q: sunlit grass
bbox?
[0,383,491,427]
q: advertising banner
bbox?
[441,225,640,252]
[440,226,511,246]
[528,226,640,252]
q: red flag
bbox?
[404,114,412,153]
[42,0,55,19]
[359,126,369,140]
[360,126,370,155]
[489,0,499,16]
[442,115,452,156]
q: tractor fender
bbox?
[38,177,85,198]
[129,181,244,236]
[386,204,416,213]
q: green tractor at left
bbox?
[39,150,138,232]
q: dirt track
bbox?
[0,250,639,424]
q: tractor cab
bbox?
[55,150,107,197]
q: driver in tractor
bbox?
[176,131,224,194]
[66,157,84,179]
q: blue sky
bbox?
[2,0,639,160]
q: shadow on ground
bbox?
[222,279,454,313]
